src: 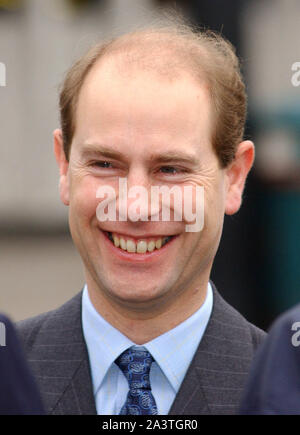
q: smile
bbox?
[105,232,174,254]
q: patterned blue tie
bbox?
[115,346,158,415]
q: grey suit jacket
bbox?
[16,283,266,415]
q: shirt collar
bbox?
[82,283,213,394]
[145,284,212,392]
[82,287,134,394]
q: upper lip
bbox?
[99,229,179,239]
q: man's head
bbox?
[59,25,248,169]
[54,22,254,322]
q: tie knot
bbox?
[115,346,154,390]
[115,346,158,414]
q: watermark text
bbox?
[96,178,204,232]
[0,62,6,87]
[291,62,300,87]
[291,322,300,346]
[0,322,6,346]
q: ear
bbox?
[53,128,70,206]
[225,140,255,215]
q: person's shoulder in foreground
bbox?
[17,15,265,415]
[240,304,300,415]
[0,313,45,415]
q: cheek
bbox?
[206,187,225,219]
[199,181,226,242]
[69,177,100,222]
[205,173,226,214]
[185,187,225,261]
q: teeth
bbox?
[110,233,173,253]
[126,239,136,253]
[112,234,120,248]
[147,241,155,252]
[137,240,147,254]
[120,238,126,250]
[155,239,162,249]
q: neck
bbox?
[86,276,209,344]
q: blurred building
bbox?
[0,0,299,326]
[0,0,163,320]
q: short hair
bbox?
[59,21,247,168]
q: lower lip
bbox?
[99,229,178,263]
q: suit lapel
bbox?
[168,363,209,415]
[51,358,97,415]
[169,282,254,415]
[28,292,96,415]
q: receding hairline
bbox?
[72,27,218,150]
[79,27,213,88]
[60,23,246,167]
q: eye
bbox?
[159,166,179,174]
[159,166,189,176]
[92,161,113,168]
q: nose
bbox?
[117,167,158,222]
[126,166,149,192]
[128,167,151,222]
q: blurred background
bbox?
[0,0,299,329]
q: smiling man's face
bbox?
[54,58,249,316]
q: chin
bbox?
[103,280,168,305]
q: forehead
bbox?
[74,57,212,153]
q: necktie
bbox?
[115,346,158,415]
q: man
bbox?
[17,22,265,415]
[240,304,300,415]
[0,314,44,414]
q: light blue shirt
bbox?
[82,283,213,415]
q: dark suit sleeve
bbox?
[0,314,45,415]
[239,305,300,415]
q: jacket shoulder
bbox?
[15,291,96,415]
[169,283,266,415]
[209,281,266,353]
[247,320,266,349]
[16,291,83,351]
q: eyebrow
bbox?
[149,151,198,166]
[80,144,198,166]
[80,144,127,161]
